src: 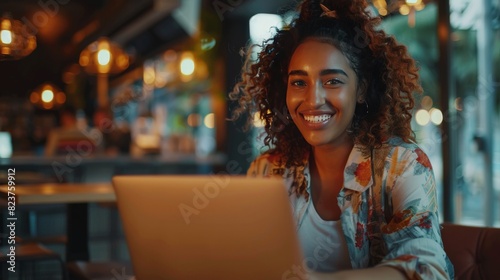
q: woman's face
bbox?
[286,39,360,148]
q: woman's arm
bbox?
[372,146,453,279]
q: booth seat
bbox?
[441,223,500,280]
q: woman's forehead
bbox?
[288,39,353,72]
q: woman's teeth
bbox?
[303,114,332,123]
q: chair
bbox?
[0,242,68,280]
[441,223,500,280]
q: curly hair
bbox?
[230,0,421,169]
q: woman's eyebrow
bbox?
[288,69,348,77]
[288,69,308,76]
[320,69,348,77]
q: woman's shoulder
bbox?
[376,137,433,169]
[379,137,425,154]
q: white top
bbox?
[297,199,352,272]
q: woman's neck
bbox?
[311,137,354,180]
[308,136,355,221]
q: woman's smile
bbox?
[302,113,333,124]
[300,111,335,129]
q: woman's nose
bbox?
[305,82,325,106]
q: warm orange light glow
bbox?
[80,37,129,107]
[415,3,425,11]
[143,66,156,85]
[0,16,36,60]
[180,57,195,76]
[97,49,111,66]
[79,37,128,75]
[253,112,265,128]
[30,83,65,109]
[204,113,215,129]
[30,92,39,103]
[405,0,420,5]
[400,0,424,27]
[0,30,12,44]
[399,5,410,15]
[421,96,433,110]
[41,89,54,103]
[373,0,388,16]
[56,92,66,104]
[187,113,201,127]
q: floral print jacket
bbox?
[247,138,454,280]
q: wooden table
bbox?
[0,183,115,262]
[0,183,115,205]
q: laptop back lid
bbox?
[112,175,303,280]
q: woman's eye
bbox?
[325,79,342,85]
[290,80,306,87]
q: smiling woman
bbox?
[230,0,454,279]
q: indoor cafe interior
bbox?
[0,0,499,279]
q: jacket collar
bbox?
[341,144,373,193]
[302,144,373,195]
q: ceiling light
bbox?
[79,37,129,75]
[80,37,129,107]
[0,14,37,61]
[31,83,65,110]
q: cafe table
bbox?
[0,183,114,204]
[0,153,226,262]
[0,182,115,261]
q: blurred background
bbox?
[0,0,499,275]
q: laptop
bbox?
[112,175,304,280]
